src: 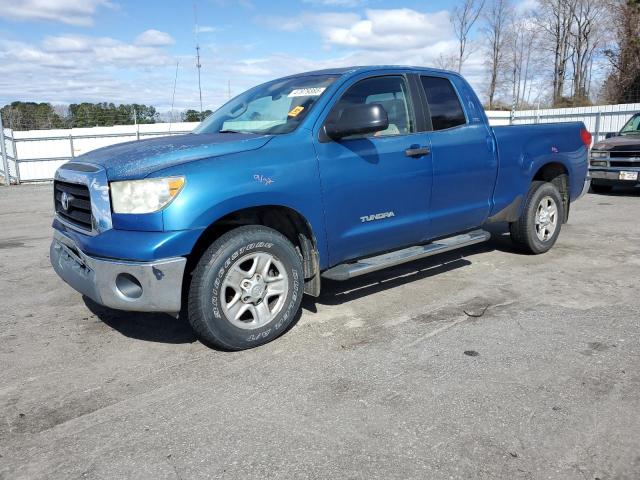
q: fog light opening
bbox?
[590,160,608,167]
[116,273,143,299]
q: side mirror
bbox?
[605,132,617,139]
[325,103,389,139]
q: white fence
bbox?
[1,122,198,184]
[2,103,640,184]
[486,103,640,143]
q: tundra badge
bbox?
[360,211,395,223]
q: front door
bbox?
[314,74,433,265]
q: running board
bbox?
[322,229,491,281]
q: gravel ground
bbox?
[0,184,639,480]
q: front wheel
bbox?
[187,226,304,350]
[510,181,564,254]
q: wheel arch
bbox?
[532,161,570,222]
[185,205,322,298]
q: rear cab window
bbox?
[420,76,467,131]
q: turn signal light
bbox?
[580,128,592,147]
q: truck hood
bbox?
[75,132,273,180]
[593,135,640,152]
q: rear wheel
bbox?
[188,226,303,350]
[510,181,564,254]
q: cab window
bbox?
[328,76,414,139]
[620,114,640,136]
[420,76,466,131]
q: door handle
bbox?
[405,146,431,157]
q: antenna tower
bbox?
[194,4,204,120]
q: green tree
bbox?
[0,102,65,131]
[66,103,159,127]
[182,109,212,122]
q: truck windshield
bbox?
[620,114,640,136]
[194,74,340,136]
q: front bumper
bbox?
[590,169,640,184]
[50,230,186,313]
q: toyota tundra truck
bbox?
[50,66,591,350]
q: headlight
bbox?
[591,151,608,159]
[110,176,185,214]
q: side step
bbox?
[322,229,491,281]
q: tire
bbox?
[188,226,304,350]
[590,183,613,194]
[509,181,564,254]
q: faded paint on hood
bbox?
[593,135,640,152]
[75,132,273,180]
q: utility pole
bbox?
[133,107,140,140]
[0,114,10,186]
[510,97,517,125]
[169,60,179,132]
[194,4,204,120]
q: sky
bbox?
[0,0,528,113]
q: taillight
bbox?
[580,128,592,147]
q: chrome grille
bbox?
[610,160,640,168]
[53,162,112,235]
[54,180,92,231]
[610,151,640,158]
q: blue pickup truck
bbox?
[51,66,591,350]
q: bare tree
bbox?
[482,0,513,108]
[567,0,607,102]
[603,0,640,104]
[507,18,541,108]
[451,0,486,73]
[434,52,459,71]
[536,0,578,105]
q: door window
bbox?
[420,76,466,131]
[328,76,414,139]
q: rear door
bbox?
[418,75,497,237]
[313,73,433,265]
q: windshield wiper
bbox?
[218,129,251,134]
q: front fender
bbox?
[155,135,328,267]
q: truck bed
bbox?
[489,122,590,218]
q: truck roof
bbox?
[283,65,457,78]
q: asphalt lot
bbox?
[1,184,639,480]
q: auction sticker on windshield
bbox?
[288,106,305,117]
[288,88,326,97]
[619,171,638,181]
